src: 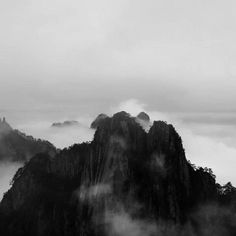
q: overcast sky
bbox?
[0,0,236,185]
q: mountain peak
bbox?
[137,111,150,122]
[0,111,235,235]
[90,113,109,129]
[112,111,131,118]
[0,117,12,134]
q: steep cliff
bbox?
[0,112,233,236]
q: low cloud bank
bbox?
[17,118,95,149]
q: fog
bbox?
[1,0,236,114]
[17,118,95,149]
[0,162,22,201]
[104,204,236,236]
[0,116,95,200]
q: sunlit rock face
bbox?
[0,118,56,162]
[0,112,235,236]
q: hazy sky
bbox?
[0,0,236,185]
[1,0,236,113]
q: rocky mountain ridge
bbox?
[0,112,235,236]
[0,117,56,162]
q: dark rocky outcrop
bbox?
[137,112,150,122]
[90,113,109,129]
[0,118,56,162]
[0,112,235,236]
[135,112,151,131]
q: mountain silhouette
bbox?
[0,112,235,236]
[0,118,56,162]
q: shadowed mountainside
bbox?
[0,112,235,236]
[0,118,56,162]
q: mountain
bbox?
[0,112,235,236]
[90,113,109,129]
[0,118,56,162]
[135,111,152,131]
[51,120,79,128]
[136,111,150,122]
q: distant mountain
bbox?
[0,118,56,162]
[51,120,79,128]
[0,112,235,236]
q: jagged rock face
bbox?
[0,119,56,162]
[90,113,109,129]
[0,112,224,236]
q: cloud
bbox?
[17,117,95,149]
[111,99,169,121]
[111,99,147,116]
[0,116,95,201]
[1,0,236,115]
[181,113,236,126]
[0,162,22,201]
